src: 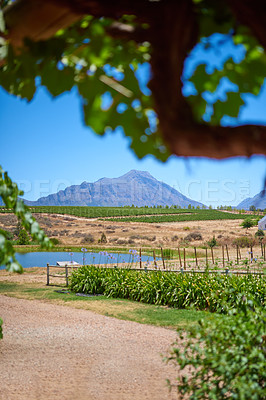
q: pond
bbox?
[0,251,156,270]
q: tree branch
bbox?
[168,125,266,158]
[228,0,266,49]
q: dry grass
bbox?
[0,212,261,249]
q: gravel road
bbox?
[0,295,179,400]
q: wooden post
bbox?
[250,246,253,262]
[238,246,241,260]
[205,248,208,266]
[261,242,263,257]
[178,247,182,268]
[264,244,266,261]
[65,266,68,286]
[211,247,214,264]
[226,244,229,262]
[222,246,225,268]
[194,247,198,267]
[236,245,239,264]
[153,250,157,268]
[47,263,50,286]
[183,248,186,270]
[161,247,166,269]
[139,248,142,269]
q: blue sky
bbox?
[0,35,265,207]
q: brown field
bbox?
[0,212,261,249]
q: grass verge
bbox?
[0,280,221,329]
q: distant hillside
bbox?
[23,170,204,208]
[237,189,266,210]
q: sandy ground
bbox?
[0,295,179,400]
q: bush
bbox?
[166,300,265,400]
[184,232,202,241]
[18,229,30,245]
[171,235,179,242]
[82,234,95,243]
[99,232,107,243]
[50,237,60,245]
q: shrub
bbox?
[82,234,95,243]
[171,235,179,242]
[99,232,107,243]
[18,229,30,245]
[116,239,128,244]
[184,232,202,241]
[50,237,60,245]
[166,299,265,400]
[183,226,190,231]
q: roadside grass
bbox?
[0,281,222,329]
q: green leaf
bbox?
[212,92,245,123]
[41,64,75,97]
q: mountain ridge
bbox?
[237,189,266,210]
[23,170,204,208]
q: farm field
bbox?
[0,205,250,221]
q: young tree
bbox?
[240,218,254,234]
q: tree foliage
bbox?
[0,1,265,160]
[0,166,51,272]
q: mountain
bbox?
[237,190,266,210]
[23,170,204,208]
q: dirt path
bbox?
[0,295,179,400]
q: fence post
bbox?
[47,263,50,286]
[161,247,166,269]
[238,246,241,260]
[205,248,208,266]
[222,246,225,268]
[250,246,253,262]
[65,266,68,287]
[183,248,186,270]
[261,242,263,258]
[264,244,266,261]
[226,244,229,262]
[153,250,157,268]
[194,247,198,267]
[236,245,239,264]
[211,247,214,264]
[178,247,182,268]
[139,248,142,269]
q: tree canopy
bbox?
[0,0,265,160]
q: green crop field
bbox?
[106,210,248,223]
[0,205,249,222]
